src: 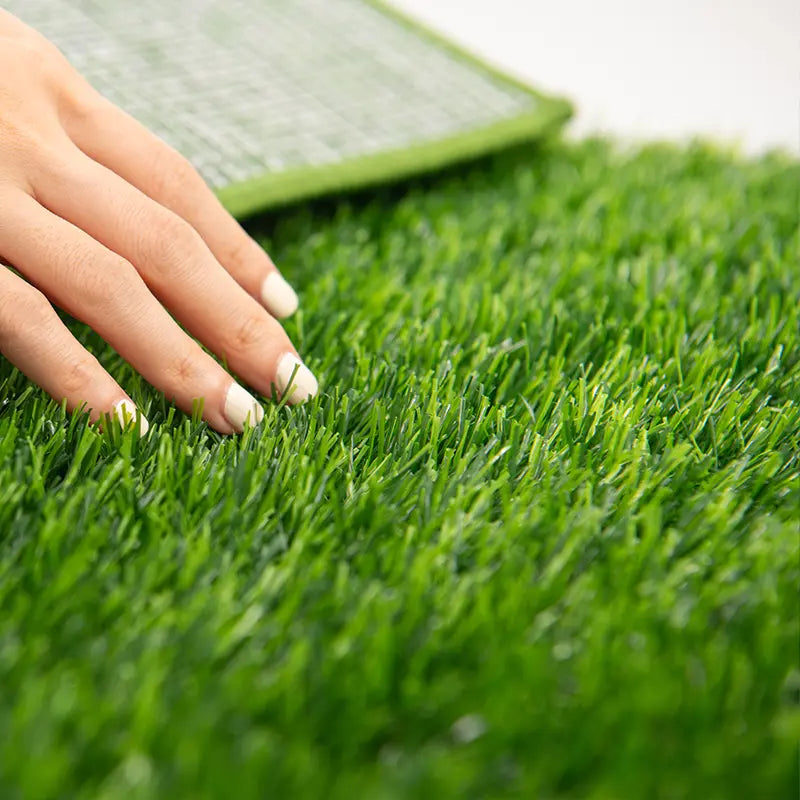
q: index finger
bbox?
[62,94,299,319]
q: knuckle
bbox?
[167,154,201,194]
[227,312,268,352]
[143,210,201,271]
[15,36,68,86]
[224,234,257,271]
[149,146,203,202]
[62,92,109,131]
[14,36,54,66]
[0,36,63,97]
[166,349,202,384]
[60,354,100,395]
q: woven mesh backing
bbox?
[5,0,538,190]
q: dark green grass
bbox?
[0,139,798,799]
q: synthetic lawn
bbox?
[0,139,798,800]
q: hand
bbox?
[0,10,318,435]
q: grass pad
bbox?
[4,0,570,217]
[0,140,798,799]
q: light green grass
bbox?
[0,139,798,799]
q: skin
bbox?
[0,10,317,435]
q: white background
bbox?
[390,0,799,154]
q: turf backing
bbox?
[0,139,798,799]
[4,0,570,216]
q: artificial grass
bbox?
[0,139,798,800]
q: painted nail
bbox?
[224,383,265,432]
[276,353,318,405]
[261,272,299,318]
[112,399,149,436]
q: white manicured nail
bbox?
[276,354,318,405]
[261,272,299,318]
[112,399,149,436]
[224,383,265,431]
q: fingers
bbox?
[0,263,148,434]
[0,190,265,434]
[32,147,318,406]
[62,96,299,318]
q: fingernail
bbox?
[276,353,318,405]
[261,272,299,318]
[224,383,265,432]
[112,399,149,436]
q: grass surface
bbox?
[0,139,798,799]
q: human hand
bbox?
[0,10,318,435]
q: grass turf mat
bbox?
[0,139,798,799]
[4,0,571,217]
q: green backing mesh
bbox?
[5,0,566,209]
